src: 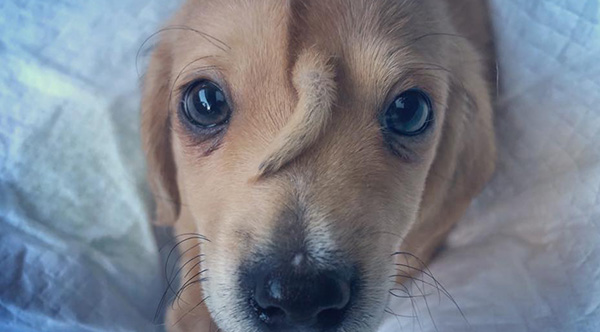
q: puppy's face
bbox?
[142,0,495,331]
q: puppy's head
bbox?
[142,0,495,331]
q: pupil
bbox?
[186,82,229,126]
[395,95,419,122]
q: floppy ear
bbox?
[141,40,180,226]
[400,54,496,263]
[398,0,497,264]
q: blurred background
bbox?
[0,1,599,331]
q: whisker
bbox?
[172,296,211,327]
[174,269,209,308]
[164,237,202,278]
[385,307,416,318]
[167,255,205,306]
[158,233,209,255]
[169,232,211,241]
[183,258,205,279]
[394,280,423,331]
[384,306,408,332]
[394,263,443,303]
[168,245,203,281]
[389,288,431,299]
[392,251,471,328]
[154,233,209,323]
[411,276,439,332]
[391,272,434,286]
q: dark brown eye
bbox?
[182,80,231,128]
[384,89,433,136]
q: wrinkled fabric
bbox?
[0,1,598,332]
[0,1,181,331]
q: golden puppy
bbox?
[142,0,496,331]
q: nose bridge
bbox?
[269,204,310,257]
[267,138,377,241]
[290,130,384,213]
[253,189,347,278]
[298,110,384,184]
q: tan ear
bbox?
[141,40,180,226]
[398,0,497,265]
[400,59,496,264]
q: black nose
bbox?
[248,264,352,329]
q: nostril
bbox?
[263,306,285,320]
[317,307,348,328]
[250,298,287,325]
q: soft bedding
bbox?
[1,1,599,332]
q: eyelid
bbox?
[173,63,226,93]
[175,71,233,110]
[379,87,434,120]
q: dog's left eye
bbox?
[384,89,433,136]
[181,80,231,128]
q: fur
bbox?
[141,0,496,331]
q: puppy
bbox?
[142,0,496,331]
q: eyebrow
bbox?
[175,55,225,90]
[257,50,337,177]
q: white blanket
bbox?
[1,1,598,331]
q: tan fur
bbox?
[141,41,180,226]
[141,0,496,331]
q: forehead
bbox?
[171,0,451,81]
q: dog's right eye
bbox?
[181,80,231,128]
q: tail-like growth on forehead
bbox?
[258,50,336,177]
